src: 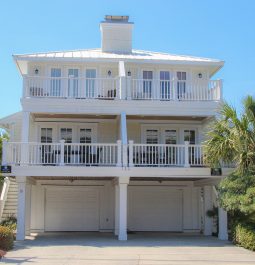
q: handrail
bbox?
[0,177,10,221]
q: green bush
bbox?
[0,226,14,251]
[232,222,255,251]
[0,215,17,232]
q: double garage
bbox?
[31,181,201,233]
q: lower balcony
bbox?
[2,141,233,178]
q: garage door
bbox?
[45,186,100,231]
[128,186,183,231]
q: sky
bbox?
[0,0,255,118]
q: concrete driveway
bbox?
[2,232,255,265]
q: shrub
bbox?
[0,215,17,232]
[232,222,255,251]
[0,226,14,251]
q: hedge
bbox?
[232,222,255,251]
[0,226,14,251]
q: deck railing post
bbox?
[117,140,122,167]
[60,140,65,166]
[184,141,190,168]
[128,140,134,167]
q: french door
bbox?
[68,69,79,98]
[143,71,153,99]
[50,68,61,97]
[40,128,53,164]
[160,71,171,100]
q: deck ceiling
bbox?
[127,115,207,121]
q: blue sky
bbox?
[0,0,254,118]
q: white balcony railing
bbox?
[23,76,222,101]
[130,79,222,101]
[3,141,121,167]
[24,76,119,99]
[129,141,205,167]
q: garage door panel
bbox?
[128,187,183,231]
[45,187,100,231]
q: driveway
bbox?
[2,232,255,264]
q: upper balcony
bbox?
[23,75,222,101]
[21,75,223,117]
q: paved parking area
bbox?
[2,232,255,264]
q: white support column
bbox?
[204,186,213,236]
[120,111,128,167]
[128,140,134,167]
[218,207,228,240]
[114,177,129,241]
[114,183,119,236]
[16,176,27,240]
[59,140,65,166]
[21,111,30,165]
[116,140,122,167]
[25,183,31,236]
[118,61,126,100]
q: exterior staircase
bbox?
[0,178,18,221]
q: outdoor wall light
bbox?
[34,68,39,75]
[198,73,202,78]
[108,70,112,76]
[128,70,131,76]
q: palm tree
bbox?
[204,95,255,175]
[204,95,255,221]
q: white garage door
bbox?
[128,186,183,231]
[45,186,100,231]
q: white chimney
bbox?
[100,15,133,54]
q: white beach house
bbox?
[0,16,230,241]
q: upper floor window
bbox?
[143,71,153,99]
[68,69,79,98]
[146,129,159,144]
[60,128,72,143]
[51,68,61,97]
[80,128,92,143]
[164,130,177,144]
[177,71,186,99]
[85,69,96,98]
[160,71,171,100]
[184,129,195,144]
[41,128,52,143]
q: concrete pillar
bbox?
[16,176,27,240]
[203,185,213,236]
[114,177,129,240]
[218,207,228,240]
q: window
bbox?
[50,68,61,96]
[68,69,79,97]
[80,129,92,143]
[177,71,186,99]
[146,129,159,144]
[60,128,72,143]
[40,128,52,143]
[160,71,171,100]
[86,69,96,98]
[184,130,195,144]
[143,71,153,99]
[165,130,177,144]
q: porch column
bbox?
[114,184,119,236]
[16,176,27,240]
[115,177,129,240]
[218,208,228,240]
[203,185,213,236]
[25,183,32,236]
[120,111,128,167]
[21,111,30,165]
